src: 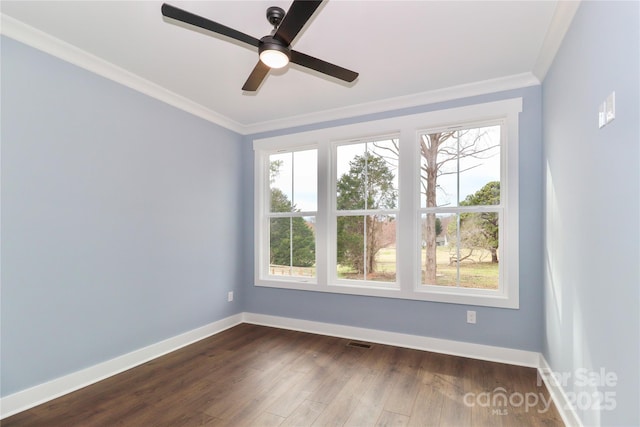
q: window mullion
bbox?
[289,217,293,276]
[456,131,461,207]
[317,140,330,288]
[363,215,368,280]
[290,154,295,276]
[398,127,414,293]
[456,213,461,287]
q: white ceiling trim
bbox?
[0,14,245,134]
[243,72,539,135]
[2,10,571,136]
[533,0,581,81]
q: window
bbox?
[333,137,399,285]
[261,148,317,281]
[254,98,521,308]
[418,123,503,291]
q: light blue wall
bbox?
[242,85,545,352]
[0,37,245,396]
[542,2,640,426]
[10,5,636,419]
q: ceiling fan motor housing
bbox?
[259,35,291,66]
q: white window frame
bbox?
[254,98,521,308]
[414,120,508,303]
[255,144,319,286]
[330,135,401,290]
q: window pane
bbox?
[369,139,399,209]
[435,132,459,208]
[420,126,501,209]
[337,140,398,211]
[337,144,366,210]
[269,153,292,212]
[337,215,364,279]
[421,213,456,286]
[420,132,458,208]
[337,214,396,282]
[270,149,317,213]
[292,216,316,274]
[269,216,316,277]
[369,214,396,282]
[459,126,500,206]
[458,212,499,289]
[270,217,291,273]
[293,150,317,211]
[421,212,499,289]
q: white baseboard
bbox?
[0,313,243,419]
[538,354,583,427]
[2,311,560,421]
[242,312,541,368]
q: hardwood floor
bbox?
[3,324,563,426]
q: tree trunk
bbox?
[423,135,439,284]
[366,216,377,276]
[424,214,437,283]
[491,248,498,263]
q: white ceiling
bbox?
[0,1,577,134]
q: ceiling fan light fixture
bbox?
[259,49,289,68]
[161,2,359,92]
[258,37,290,69]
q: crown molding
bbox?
[0,14,245,134]
[533,0,581,81]
[2,13,544,137]
[244,72,540,135]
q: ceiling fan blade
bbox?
[162,3,260,48]
[242,61,271,91]
[290,50,358,83]
[274,0,323,46]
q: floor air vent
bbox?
[347,341,372,349]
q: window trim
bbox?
[414,120,506,299]
[330,135,401,289]
[255,144,319,285]
[254,98,521,308]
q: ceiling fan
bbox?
[161,1,359,92]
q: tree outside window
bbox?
[419,125,502,289]
[335,140,398,282]
[268,150,317,278]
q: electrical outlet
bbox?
[227,291,234,302]
[467,310,476,324]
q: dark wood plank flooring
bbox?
[3,324,563,426]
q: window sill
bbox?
[255,279,518,309]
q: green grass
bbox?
[426,262,498,289]
[274,245,499,289]
[422,246,498,289]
